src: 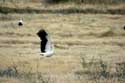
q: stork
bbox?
[18,19,23,26]
[37,29,54,57]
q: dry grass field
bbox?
[0,1,125,83]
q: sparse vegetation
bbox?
[36,0,125,4]
[0,62,50,83]
[42,0,70,3]
[0,66,18,77]
[0,0,125,14]
[76,56,125,82]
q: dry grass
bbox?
[0,12,125,83]
[0,1,125,14]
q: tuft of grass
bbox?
[116,62,125,80]
[99,28,115,37]
[0,66,18,77]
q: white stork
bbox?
[18,19,23,26]
[37,29,54,57]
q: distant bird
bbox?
[37,29,54,57]
[124,26,125,30]
[18,19,23,26]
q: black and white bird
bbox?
[37,29,54,57]
[18,19,23,26]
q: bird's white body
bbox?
[19,19,23,23]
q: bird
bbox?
[40,37,54,57]
[37,29,54,57]
[18,19,23,26]
[124,26,125,30]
